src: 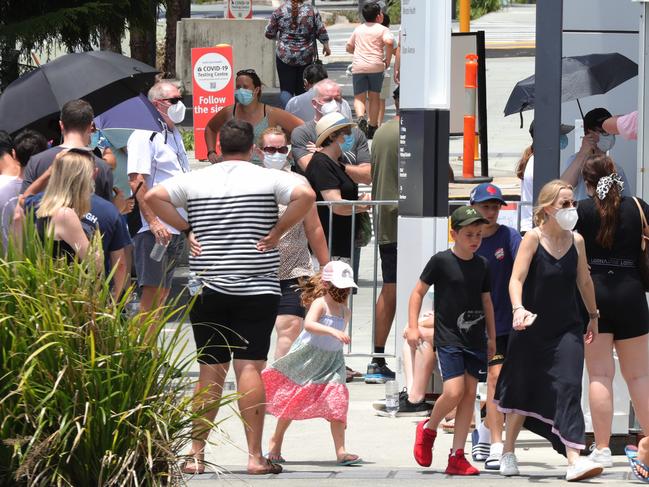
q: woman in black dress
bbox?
[495,180,602,481]
[576,154,649,467]
[305,112,369,262]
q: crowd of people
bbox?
[0,0,646,482]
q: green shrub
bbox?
[470,0,502,19]
[180,128,195,151]
[0,219,234,486]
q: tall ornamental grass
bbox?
[0,220,233,486]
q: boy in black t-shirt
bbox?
[407,205,496,475]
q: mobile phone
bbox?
[128,181,144,200]
[524,313,538,326]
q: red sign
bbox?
[191,45,234,160]
[226,0,253,19]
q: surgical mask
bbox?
[235,88,255,106]
[560,134,568,150]
[319,99,342,115]
[597,133,615,153]
[340,134,355,152]
[167,101,186,124]
[554,207,579,231]
[263,152,288,170]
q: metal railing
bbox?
[316,199,398,358]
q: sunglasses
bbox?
[556,200,578,209]
[262,146,289,154]
[237,69,257,77]
[161,97,183,105]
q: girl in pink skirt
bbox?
[262,261,361,466]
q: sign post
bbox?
[226,0,253,19]
[396,0,452,388]
[191,45,235,160]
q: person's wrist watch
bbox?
[588,309,600,320]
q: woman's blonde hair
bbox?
[532,179,573,227]
[36,150,95,219]
[258,125,287,147]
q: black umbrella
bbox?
[0,50,158,139]
[504,52,637,124]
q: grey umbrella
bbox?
[504,52,638,125]
[0,50,158,139]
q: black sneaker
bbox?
[367,124,377,139]
[364,362,396,384]
[357,117,368,136]
[397,389,433,417]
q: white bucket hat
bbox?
[322,261,358,289]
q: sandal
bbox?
[631,457,649,483]
[181,451,205,475]
[265,452,286,463]
[337,453,362,466]
[248,459,283,475]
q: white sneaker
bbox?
[566,458,604,482]
[499,452,519,476]
[587,446,613,467]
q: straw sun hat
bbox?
[315,112,357,147]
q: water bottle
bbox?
[150,240,168,262]
[186,272,202,296]
[385,380,399,417]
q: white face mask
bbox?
[554,207,578,231]
[167,101,186,124]
[263,152,288,170]
[319,99,342,116]
[596,133,615,153]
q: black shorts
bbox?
[436,345,487,382]
[379,242,397,284]
[488,334,509,367]
[189,288,280,364]
[593,270,649,340]
[277,278,305,318]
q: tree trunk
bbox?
[129,0,157,67]
[99,27,123,53]
[163,0,190,78]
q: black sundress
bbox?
[494,233,586,456]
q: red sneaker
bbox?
[413,420,437,467]
[445,449,480,475]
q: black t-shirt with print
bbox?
[420,249,491,349]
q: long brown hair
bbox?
[298,271,327,308]
[516,145,533,180]
[290,0,303,29]
[581,154,621,249]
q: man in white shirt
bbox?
[127,80,190,317]
[145,119,315,475]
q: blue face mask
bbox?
[89,130,106,149]
[235,88,254,106]
[340,134,355,152]
[560,133,569,150]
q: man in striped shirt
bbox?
[145,119,315,475]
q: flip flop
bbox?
[337,453,362,466]
[248,459,283,475]
[264,452,286,463]
[630,457,649,483]
[181,454,205,475]
[626,444,639,460]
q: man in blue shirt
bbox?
[470,183,521,470]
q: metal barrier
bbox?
[316,199,398,358]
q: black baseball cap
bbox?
[451,206,489,230]
[529,120,574,137]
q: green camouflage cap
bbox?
[451,205,489,230]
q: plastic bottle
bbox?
[150,241,168,262]
[385,380,399,417]
[187,272,202,296]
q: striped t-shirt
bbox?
[162,161,300,296]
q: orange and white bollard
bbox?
[463,53,478,179]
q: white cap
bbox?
[321,261,358,289]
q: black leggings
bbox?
[276,56,307,98]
